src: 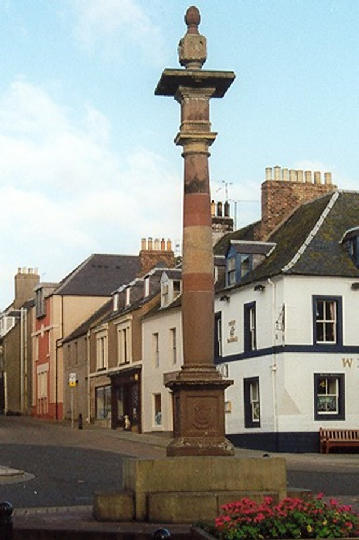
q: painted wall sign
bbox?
[227,320,238,343]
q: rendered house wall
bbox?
[142,308,182,433]
[215,274,359,451]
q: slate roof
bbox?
[214,221,260,256]
[62,299,113,344]
[54,254,140,297]
[226,190,359,290]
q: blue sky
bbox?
[1,0,359,308]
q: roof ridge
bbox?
[281,191,340,273]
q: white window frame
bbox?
[153,393,162,426]
[96,332,108,371]
[170,327,177,364]
[249,380,260,422]
[125,288,131,306]
[315,299,336,344]
[316,376,339,415]
[117,324,131,365]
[153,332,159,368]
[144,277,150,297]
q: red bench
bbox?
[319,428,359,454]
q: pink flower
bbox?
[316,492,325,500]
[330,498,338,506]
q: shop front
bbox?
[109,366,142,432]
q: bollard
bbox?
[78,413,83,430]
[153,528,171,539]
[0,501,13,540]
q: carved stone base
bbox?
[167,435,234,456]
[165,368,234,456]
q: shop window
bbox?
[96,385,111,420]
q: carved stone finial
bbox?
[185,6,200,34]
[178,5,207,69]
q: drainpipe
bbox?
[20,308,24,413]
[55,295,64,421]
[24,308,28,413]
[86,329,91,423]
[4,343,8,415]
[267,278,279,450]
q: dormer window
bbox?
[341,227,359,268]
[35,288,45,318]
[161,282,169,306]
[225,240,276,287]
[160,272,182,308]
[227,255,236,285]
[226,252,252,286]
[125,288,131,306]
[144,277,150,298]
[113,292,119,311]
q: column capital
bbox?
[175,86,217,103]
[175,132,217,152]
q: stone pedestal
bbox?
[94,455,287,523]
[166,370,233,456]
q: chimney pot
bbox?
[289,169,297,182]
[210,200,215,216]
[274,166,281,181]
[314,171,321,184]
[141,238,146,251]
[282,168,289,181]
[217,201,223,217]
[166,239,172,251]
[265,167,272,181]
[154,238,160,250]
[224,201,230,217]
[305,171,312,183]
[324,172,332,185]
[148,237,153,250]
[297,170,304,183]
[160,238,166,250]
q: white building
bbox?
[215,189,359,452]
[142,270,182,433]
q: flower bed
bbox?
[192,494,359,539]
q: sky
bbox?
[1,0,359,309]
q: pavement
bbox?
[0,416,358,535]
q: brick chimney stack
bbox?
[138,237,175,276]
[14,267,40,309]
[257,165,336,240]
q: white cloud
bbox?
[0,79,181,308]
[71,0,164,63]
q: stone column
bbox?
[155,6,235,456]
